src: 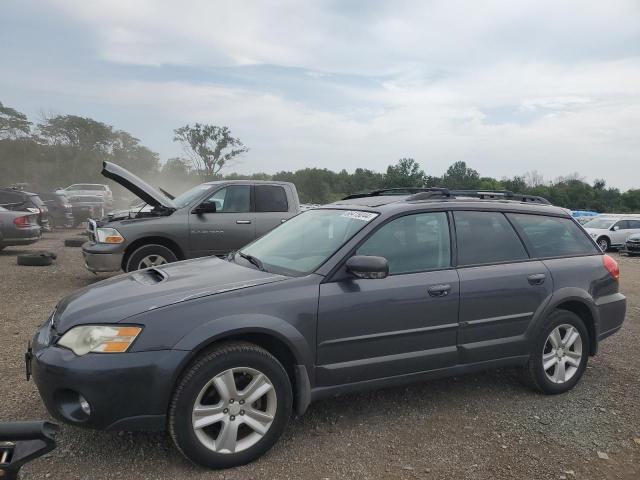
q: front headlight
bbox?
[57,325,142,356]
[96,227,124,244]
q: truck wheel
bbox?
[521,310,588,395]
[125,244,177,272]
[17,252,54,266]
[169,342,292,469]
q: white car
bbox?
[59,184,113,206]
[583,215,640,251]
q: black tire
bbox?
[596,236,610,252]
[17,252,54,266]
[64,237,86,247]
[169,342,292,469]
[522,310,589,394]
[125,244,178,272]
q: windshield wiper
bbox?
[237,251,265,272]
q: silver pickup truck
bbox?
[82,162,300,272]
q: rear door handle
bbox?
[527,273,546,286]
[428,284,451,297]
[236,220,252,224]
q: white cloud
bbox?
[3,0,640,188]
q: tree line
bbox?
[1,101,638,212]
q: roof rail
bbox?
[342,187,451,200]
[342,187,551,205]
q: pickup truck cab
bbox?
[82,162,300,272]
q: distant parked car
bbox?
[39,192,74,228]
[621,232,640,256]
[60,184,112,207]
[0,206,40,250]
[67,195,105,227]
[583,215,640,251]
[0,188,50,231]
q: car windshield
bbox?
[173,184,216,208]
[583,218,615,229]
[239,208,378,276]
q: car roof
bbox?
[328,194,570,217]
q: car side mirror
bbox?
[346,255,389,280]
[193,202,217,214]
[612,225,620,231]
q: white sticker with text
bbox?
[340,211,378,222]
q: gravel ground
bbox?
[1,229,639,480]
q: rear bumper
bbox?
[1,227,41,246]
[30,330,188,431]
[596,292,626,341]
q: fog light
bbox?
[79,395,91,416]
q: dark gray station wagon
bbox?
[28,188,626,469]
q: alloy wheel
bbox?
[138,254,167,269]
[542,324,583,384]
[192,367,277,454]
[597,238,608,252]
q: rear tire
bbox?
[125,244,177,272]
[522,310,589,395]
[169,342,292,469]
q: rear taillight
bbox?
[14,215,32,228]
[603,254,620,281]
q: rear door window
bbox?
[453,211,528,266]
[255,185,288,212]
[506,213,599,257]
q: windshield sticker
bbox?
[340,211,378,222]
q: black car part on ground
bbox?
[342,187,551,204]
[0,421,58,480]
[0,188,50,231]
[16,252,55,266]
[64,237,86,247]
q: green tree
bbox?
[173,124,248,180]
[441,161,480,189]
[0,102,31,139]
[383,158,425,188]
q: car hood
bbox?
[627,233,640,241]
[52,257,287,332]
[101,161,176,209]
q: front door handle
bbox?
[527,273,546,286]
[428,284,451,297]
[236,220,252,224]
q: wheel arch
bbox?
[122,236,186,270]
[542,290,599,355]
[170,321,313,416]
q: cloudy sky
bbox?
[2,0,639,189]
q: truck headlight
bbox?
[57,325,142,356]
[96,227,124,244]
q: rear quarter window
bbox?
[506,213,600,258]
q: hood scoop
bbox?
[132,268,167,285]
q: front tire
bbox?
[169,342,292,469]
[596,236,610,252]
[523,310,589,394]
[125,244,177,272]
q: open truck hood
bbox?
[102,161,176,209]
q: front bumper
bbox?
[29,328,189,431]
[81,242,124,272]
[621,241,640,254]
